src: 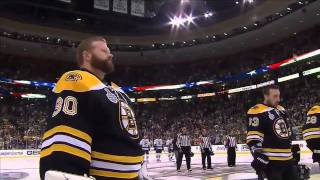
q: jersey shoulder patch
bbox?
[247,104,270,115]
[53,70,106,93]
[307,105,320,116]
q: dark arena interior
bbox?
[0,0,320,180]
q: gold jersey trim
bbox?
[53,70,106,93]
[91,151,144,164]
[42,125,92,144]
[262,148,291,153]
[304,135,320,140]
[303,127,320,134]
[90,169,138,179]
[40,143,91,162]
[268,156,293,161]
[247,131,264,137]
[247,104,272,115]
[307,105,320,116]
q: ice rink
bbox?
[1,151,320,180]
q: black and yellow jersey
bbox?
[246,104,293,164]
[39,70,143,180]
[302,105,320,156]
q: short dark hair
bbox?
[76,36,106,65]
[262,85,280,95]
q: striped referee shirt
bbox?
[225,135,237,148]
[176,134,191,148]
[200,136,211,149]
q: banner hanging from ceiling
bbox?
[113,0,128,14]
[131,0,145,17]
[94,0,110,10]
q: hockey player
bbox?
[166,138,174,161]
[302,105,320,168]
[246,85,298,180]
[154,137,164,162]
[140,136,151,162]
[39,37,143,180]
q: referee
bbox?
[176,127,192,172]
[224,133,237,167]
[199,129,213,170]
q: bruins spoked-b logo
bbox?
[65,72,82,81]
[119,101,139,139]
[273,118,290,139]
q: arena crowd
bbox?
[0,25,319,150]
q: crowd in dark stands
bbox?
[0,25,319,150]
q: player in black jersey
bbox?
[303,105,320,168]
[246,85,297,180]
[39,37,143,180]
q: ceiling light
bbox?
[244,0,254,3]
[204,12,213,18]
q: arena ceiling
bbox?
[0,0,266,36]
[0,0,319,65]
[0,0,296,44]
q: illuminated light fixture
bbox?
[224,33,228,36]
[181,95,193,100]
[76,18,82,21]
[186,15,195,23]
[152,44,155,47]
[204,12,213,18]
[278,73,299,82]
[287,7,291,11]
[169,15,195,28]
[243,26,247,29]
[180,0,190,4]
[235,1,239,4]
[303,67,320,76]
[254,23,258,26]
[298,1,303,5]
[244,0,254,3]
[169,16,184,27]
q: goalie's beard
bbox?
[91,53,114,75]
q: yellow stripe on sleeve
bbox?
[303,135,320,140]
[302,128,320,134]
[268,156,293,161]
[247,131,264,137]
[90,169,138,179]
[246,139,261,144]
[91,151,143,164]
[262,148,291,153]
[40,144,91,162]
[43,125,92,144]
